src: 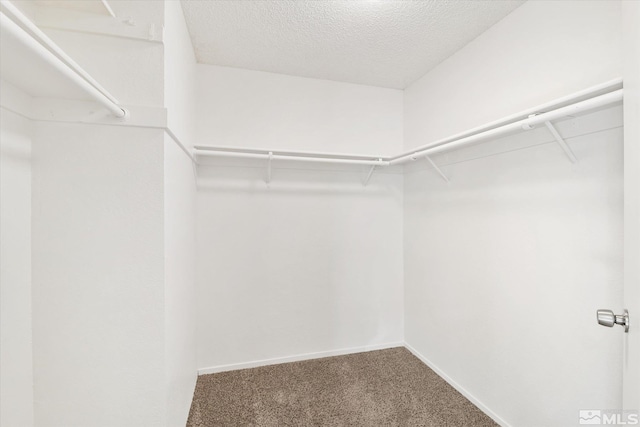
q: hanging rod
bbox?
[194,148,389,166]
[389,88,623,166]
[194,83,622,175]
[100,0,116,18]
[391,78,622,165]
[0,0,127,118]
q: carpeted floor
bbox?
[186,347,497,426]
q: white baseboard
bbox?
[197,341,404,375]
[403,342,511,427]
[197,341,509,427]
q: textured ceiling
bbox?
[180,0,525,89]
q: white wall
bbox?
[196,65,403,156]
[163,2,198,426]
[164,132,197,427]
[196,168,404,371]
[12,2,203,425]
[164,0,197,148]
[404,107,623,427]
[0,104,34,427]
[31,123,166,427]
[404,0,622,150]
[195,66,404,371]
[403,2,624,425]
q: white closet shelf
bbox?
[388,87,623,166]
[0,0,126,118]
[194,146,388,166]
[194,78,623,184]
[35,0,115,18]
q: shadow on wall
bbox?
[195,158,404,200]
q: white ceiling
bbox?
[181,0,525,89]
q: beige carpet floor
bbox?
[187,347,497,426]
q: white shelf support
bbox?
[389,89,622,166]
[194,148,389,166]
[193,82,621,183]
[34,11,164,44]
[544,121,578,163]
[425,156,449,183]
[364,159,382,186]
[100,0,116,17]
[0,0,127,118]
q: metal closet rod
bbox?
[193,148,387,166]
[389,88,623,166]
[0,0,127,118]
[194,84,623,167]
[390,77,622,164]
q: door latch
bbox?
[597,309,629,333]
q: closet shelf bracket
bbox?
[363,160,380,186]
[0,0,128,118]
[266,151,273,185]
[544,121,578,163]
[425,156,449,183]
